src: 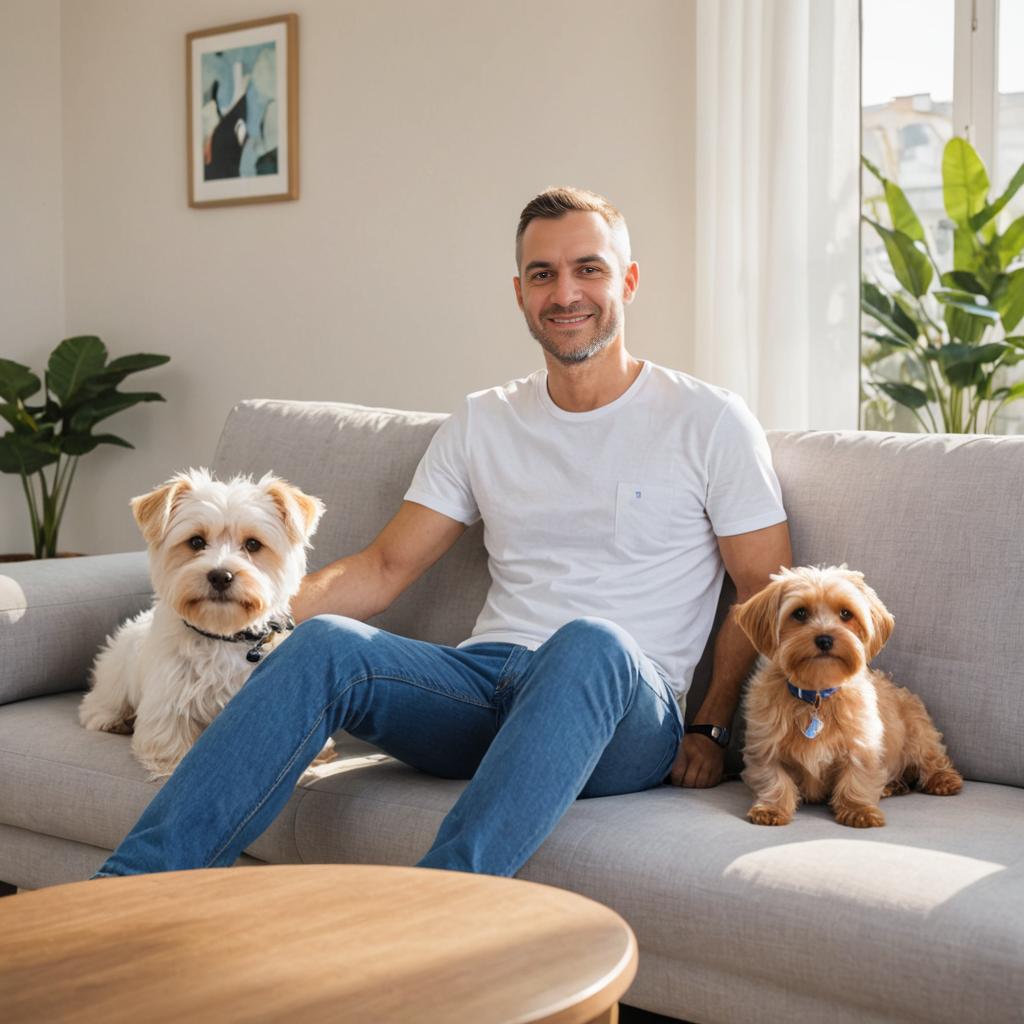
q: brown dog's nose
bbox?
[207,569,234,592]
[815,634,833,652]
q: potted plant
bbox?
[861,137,1024,433]
[0,336,170,559]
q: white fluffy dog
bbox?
[79,468,326,778]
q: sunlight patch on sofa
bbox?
[723,839,1004,912]
[0,576,27,624]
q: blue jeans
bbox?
[95,615,684,878]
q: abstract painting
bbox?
[187,15,298,207]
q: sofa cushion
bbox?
[760,430,1024,788]
[210,399,491,649]
[0,552,152,705]
[0,692,383,864]
[3,693,1022,1024]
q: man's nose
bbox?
[552,274,583,306]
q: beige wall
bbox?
[0,0,65,554]
[4,0,696,555]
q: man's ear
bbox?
[622,261,639,304]
[513,275,524,312]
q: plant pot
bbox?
[0,553,86,563]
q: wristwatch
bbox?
[686,723,731,748]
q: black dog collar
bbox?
[182,616,295,663]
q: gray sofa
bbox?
[2,398,1022,1024]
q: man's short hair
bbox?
[515,187,631,271]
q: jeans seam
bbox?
[493,646,529,694]
[204,671,494,866]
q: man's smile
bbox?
[547,314,594,326]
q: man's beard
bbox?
[525,303,622,366]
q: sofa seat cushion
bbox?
[3,693,1021,1022]
[0,693,386,864]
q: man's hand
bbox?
[669,732,726,788]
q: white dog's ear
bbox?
[734,576,787,658]
[263,477,326,545]
[131,476,193,545]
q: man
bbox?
[95,187,791,879]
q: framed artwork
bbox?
[186,14,298,208]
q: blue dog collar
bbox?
[787,683,842,704]
[787,682,841,739]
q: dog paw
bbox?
[748,805,792,826]
[835,805,885,828]
[102,716,136,735]
[921,769,962,796]
[882,778,910,798]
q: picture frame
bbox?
[186,14,298,208]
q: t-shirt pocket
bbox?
[614,482,681,556]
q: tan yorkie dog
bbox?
[734,565,961,828]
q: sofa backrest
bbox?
[762,429,1023,789]
[213,401,1023,788]
[211,400,491,650]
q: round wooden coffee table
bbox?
[0,865,637,1023]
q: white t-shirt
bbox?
[404,360,787,697]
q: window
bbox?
[861,0,1024,433]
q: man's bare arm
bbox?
[291,501,467,624]
[670,520,792,787]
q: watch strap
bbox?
[686,723,731,748]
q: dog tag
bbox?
[803,713,823,739]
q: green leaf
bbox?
[945,361,985,388]
[937,343,1011,369]
[884,181,925,241]
[864,219,933,297]
[0,401,41,433]
[933,292,1000,321]
[970,161,1024,231]
[876,381,929,410]
[943,137,989,228]
[81,353,171,394]
[69,391,165,433]
[891,297,921,340]
[940,271,987,295]
[993,268,1024,332]
[0,359,42,403]
[46,336,108,405]
[862,280,892,319]
[58,433,135,457]
[860,296,918,346]
[863,331,913,350]
[0,434,59,475]
[943,301,991,345]
[998,380,1024,403]
[953,226,982,274]
[862,155,886,184]
[996,216,1024,270]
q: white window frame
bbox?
[953,0,998,169]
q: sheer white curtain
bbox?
[693,0,861,430]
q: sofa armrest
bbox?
[0,552,152,706]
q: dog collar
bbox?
[787,682,841,740]
[182,616,295,663]
[787,682,842,704]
